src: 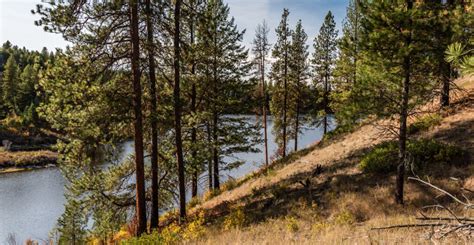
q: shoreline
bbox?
[0,163,57,174]
[0,150,58,174]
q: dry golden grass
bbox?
[180,77,474,244]
[188,172,473,244]
[191,209,472,244]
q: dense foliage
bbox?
[0,41,55,126]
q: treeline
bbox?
[0,42,56,126]
[22,0,473,242]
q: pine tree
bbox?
[144,0,160,229]
[197,0,259,189]
[433,1,473,106]
[180,0,209,200]
[2,55,19,113]
[173,0,187,221]
[270,9,292,157]
[18,63,39,115]
[129,0,147,233]
[252,20,271,165]
[358,0,439,204]
[332,0,363,128]
[56,196,87,245]
[289,20,309,151]
[35,1,150,236]
[311,11,338,135]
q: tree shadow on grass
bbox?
[204,125,473,228]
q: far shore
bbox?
[0,150,58,174]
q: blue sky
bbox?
[0,0,349,52]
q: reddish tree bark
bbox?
[129,0,147,235]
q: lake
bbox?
[0,116,334,243]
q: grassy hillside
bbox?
[121,79,474,244]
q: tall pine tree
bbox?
[2,55,19,113]
[332,0,363,128]
[270,9,292,157]
[197,0,259,189]
[289,20,309,151]
[252,20,271,165]
[311,11,338,135]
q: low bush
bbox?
[407,114,442,135]
[359,141,398,174]
[223,207,247,230]
[334,210,355,225]
[285,216,299,232]
[122,211,206,244]
[359,139,469,174]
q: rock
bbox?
[2,140,12,151]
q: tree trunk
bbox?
[396,0,412,205]
[294,80,300,151]
[191,93,198,198]
[206,122,213,190]
[262,62,269,166]
[173,0,186,220]
[212,29,220,189]
[323,73,329,135]
[145,0,160,229]
[212,112,220,189]
[441,61,451,107]
[190,0,198,198]
[282,41,288,158]
[441,0,454,107]
[129,0,147,235]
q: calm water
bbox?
[0,116,334,242]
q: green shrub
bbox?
[407,114,442,135]
[285,216,299,232]
[223,207,247,230]
[334,210,356,225]
[359,139,469,174]
[359,141,398,173]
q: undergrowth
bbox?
[407,114,442,135]
[122,211,206,244]
[359,139,469,174]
